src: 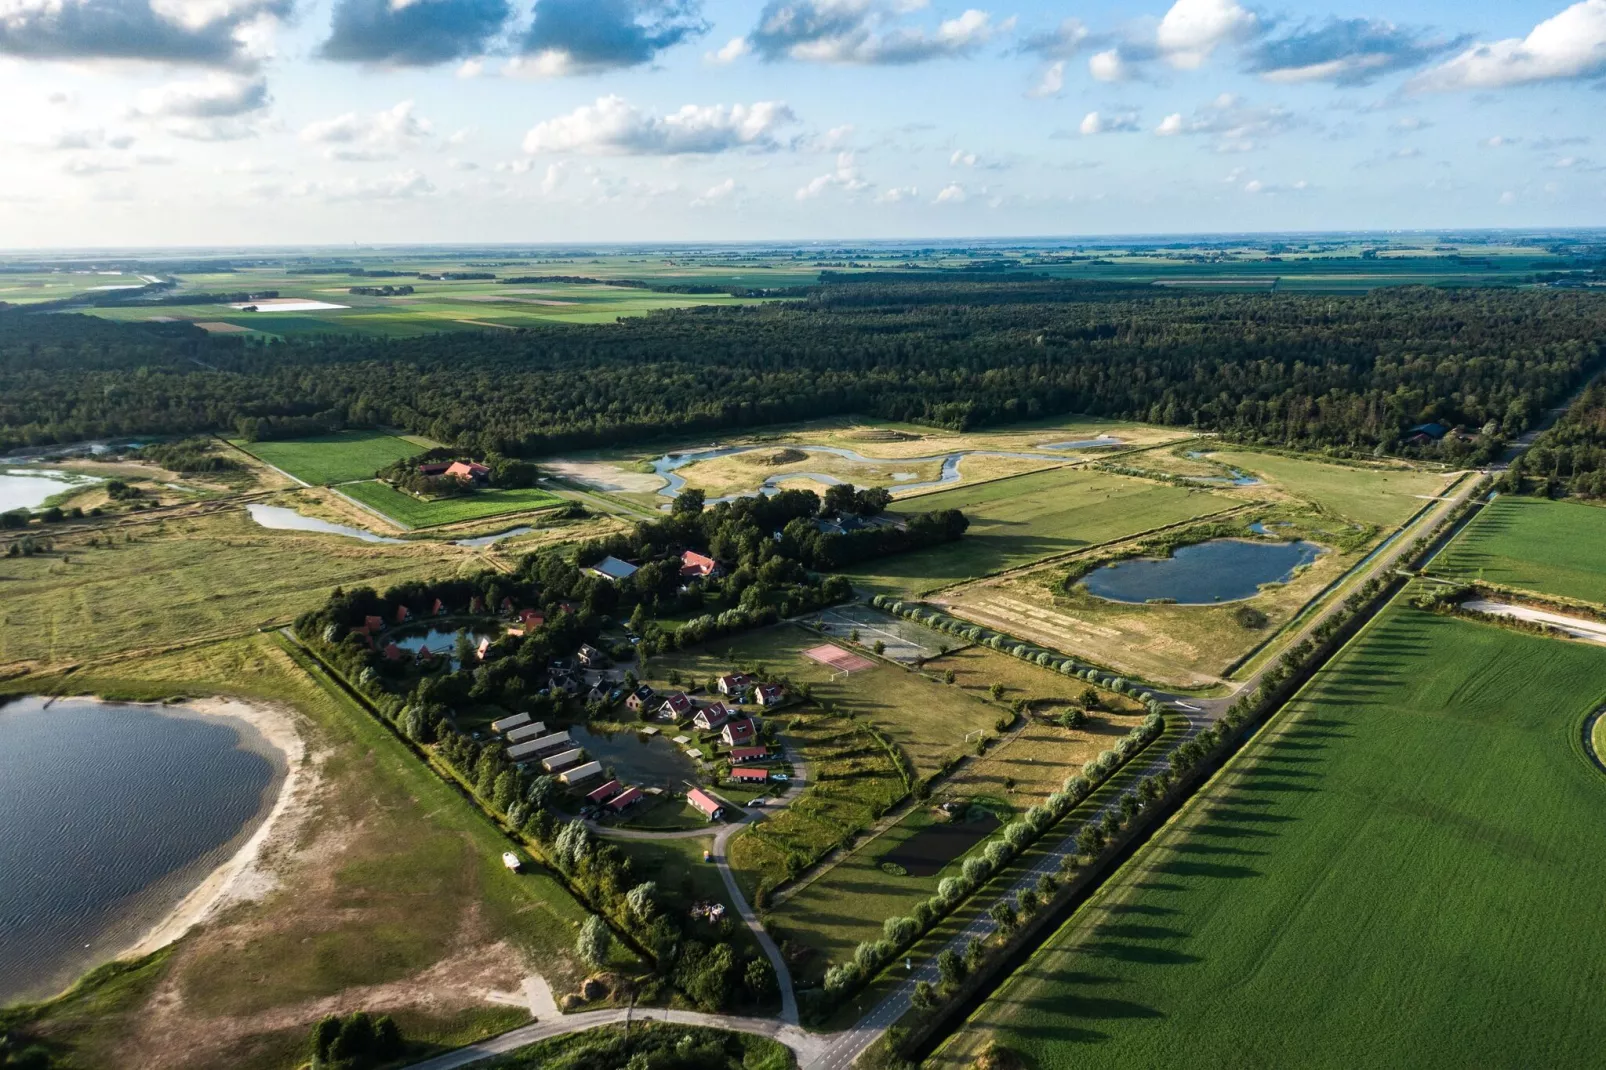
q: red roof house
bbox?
[721,718,756,747]
[687,789,725,821]
[432,598,446,616]
[383,642,403,661]
[607,787,645,811]
[693,702,732,731]
[395,605,412,624]
[586,779,622,805]
[519,609,546,630]
[679,550,722,580]
[659,692,693,720]
[365,614,384,633]
[446,460,491,483]
[729,745,768,763]
[755,684,786,707]
[731,766,770,783]
[717,672,753,696]
[500,597,515,614]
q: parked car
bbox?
[771,773,790,783]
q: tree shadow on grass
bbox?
[1154,859,1260,879]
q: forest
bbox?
[1,279,1603,458]
[1506,379,1606,497]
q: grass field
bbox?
[650,624,1003,782]
[0,508,465,670]
[936,598,1606,1069]
[2,635,606,1070]
[339,480,564,528]
[230,431,425,485]
[1431,496,1606,604]
[1204,449,1455,528]
[846,468,1235,599]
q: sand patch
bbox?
[193,321,250,333]
[229,299,349,312]
[544,459,666,494]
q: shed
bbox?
[586,555,639,581]
[542,748,585,773]
[491,712,532,735]
[730,767,770,783]
[505,721,549,744]
[559,760,604,785]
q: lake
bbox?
[0,469,99,514]
[0,697,282,1005]
[1081,538,1325,605]
[390,626,498,667]
[575,724,697,788]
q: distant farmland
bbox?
[1432,495,1606,604]
[229,431,425,485]
[935,598,1606,1069]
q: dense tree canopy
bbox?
[1,281,1602,457]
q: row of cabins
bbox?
[491,714,604,784]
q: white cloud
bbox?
[691,177,737,205]
[539,161,568,194]
[1242,176,1308,194]
[1392,116,1431,133]
[950,149,977,166]
[1499,189,1517,204]
[1088,48,1126,82]
[323,169,436,201]
[1155,112,1184,136]
[1156,0,1258,69]
[1483,134,1519,148]
[796,151,869,198]
[876,185,917,203]
[524,95,796,155]
[1080,110,1140,135]
[300,100,431,161]
[456,59,484,78]
[1148,95,1294,151]
[707,36,750,63]
[1414,1,1606,90]
[62,158,128,176]
[934,182,966,203]
[1027,60,1064,98]
[751,2,1005,65]
[133,73,268,119]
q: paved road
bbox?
[1463,599,1606,646]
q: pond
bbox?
[0,696,282,1005]
[454,526,535,548]
[574,724,698,788]
[0,469,100,513]
[390,625,498,667]
[245,503,405,544]
[881,810,1002,878]
[1081,538,1326,605]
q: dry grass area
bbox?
[921,646,1148,712]
[674,450,946,498]
[946,711,1147,807]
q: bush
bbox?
[984,839,1012,869]
[962,856,990,884]
[938,875,969,903]
[1002,821,1033,849]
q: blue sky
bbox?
[1,0,1603,246]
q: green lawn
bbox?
[1206,448,1453,529]
[935,598,1606,1069]
[230,431,424,485]
[1432,495,1606,604]
[340,480,563,528]
[849,468,1234,598]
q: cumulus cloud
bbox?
[749,0,1004,65]
[517,0,707,75]
[523,95,795,155]
[323,169,437,200]
[134,73,269,118]
[1246,18,1464,86]
[691,176,736,205]
[1079,110,1139,135]
[0,0,287,68]
[1088,48,1126,81]
[1241,176,1309,194]
[320,0,511,66]
[876,184,917,203]
[1412,1,1606,90]
[1026,59,1064,98]
[934,182,966,203]
[300,100,432,160]
[33,127,134,151]
[706,34,749,63]
[1151,93,1294,151]
[796,150,869,198]
[1156,0,1258,70]
[1016,17,1087,59]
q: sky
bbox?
[1,0,1604,247]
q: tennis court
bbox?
[802,643,877,673]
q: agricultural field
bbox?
[845,467,1236,599]
[1431,496,1606,604]
[1201,448,1456,529]
[0,507,466,671]
[1,635,609,1070]
[229,431,428,486]
[936,599,1606,1070]
[339,480,564,529]
[648,624,1004,782]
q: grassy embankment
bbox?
[0,634,610,1070]
[934,598,1606,1069]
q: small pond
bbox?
[245,503,404,544]
[575,724,698,788]
[881,811,1002,878]
[390,625,498,667]
[1082,538,1325,605]
[454,526,535,548]
[0,469,100,513]
[0,696,281,1005]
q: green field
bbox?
[936,599,1606,1069]
[1205,449,1453,528]
[848,468,1235,598]
[231,431,425,485]
[340,480,564,528]
[1432,495,1606,604]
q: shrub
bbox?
[824,963,860,992]
[938,876,968,903]
[1023,805,1052,832]
[884,916,919,946]
[984,839,1013,869]
[962,857,990,884]
[1003,821,1034,849]
[880,861,908,876]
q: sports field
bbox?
[230,431,425,485]
[1431,495,1606,604]
[935,599,1606,1069]
[339,480,564,529]
[847,468,1235,598]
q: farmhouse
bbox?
[586,555,639,581]
[729,745,768,763]
[542,748,585,773]
[687,788,726,822]
[730,767,770,784]
[418,461,452,477]
[721,718,757,747]
[625,685,657,713]
[445,460,491,483]
[754,683,786,707]
[659,692,693,720]
[585,779,622,805]
[560,761,603,785]
[680,550,723,580]
[717,672,753,696]
[693,702,732,731]
[490,712,532,735]
[606,787,645,812]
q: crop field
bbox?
[649,624,1003,781]
[0,508,465,671]
[339,481,564,529]
[845,468,1235,599]
[936,599,1606,1070]
[2,635,605,1070]
[1202,449,1455,529]
[229,431,427,485]
[1431,496,1606,604]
